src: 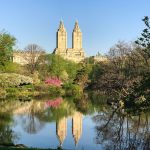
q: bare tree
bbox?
[108,41,131,58]
[93,109,150,150]
[24,44,45,74]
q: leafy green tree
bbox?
[123,16,150,111]
[135,16,150,70]
[0,31,16,69]
[38,54,79,82]
[74,66,89,88]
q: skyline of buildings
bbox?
[1,0,149,56]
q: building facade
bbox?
[13,51,29,65]
[53,21,85,63]
[13,50,43,65]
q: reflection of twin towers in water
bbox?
[56,111,82,147]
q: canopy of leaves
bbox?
[38,54,80,82]
[0,31,16,67]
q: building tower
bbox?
[72,111,83,146]
[56,117,67,147]
[72,21,82,50]
[54,21,67,55]
[53,21,85,63]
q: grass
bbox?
[0,147,59,150]
[0,146,65,150]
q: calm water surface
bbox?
[0,96,149,150]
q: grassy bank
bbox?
[0,148,48,150]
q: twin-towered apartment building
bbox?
[53,21,85,63]
[13,21,86,64]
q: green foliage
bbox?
[5,86,34,100]
[89,17,150,112]
[71,92,103,114]
[37,54,79,82]
[89,63,104,81]
[48,86,65,96]
[59,70,69,82]
[135,16,150,58]
[0,88,6,99]
[88,91,108,105]
[124,73,150,112]
[63,82,83,97]
[84,56,95,64]
[0,73,33,88]
[74,65,90,88]
[123,16,150,112]
[4,88,19,99]
[6,87,19,94]
[30,71,40,84]
[0,31,16,67]
[0,148,54,150]
[135,16,150,72]
[1,62,22,73]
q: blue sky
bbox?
[0,0,150,56]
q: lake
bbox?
[0,94,149,150]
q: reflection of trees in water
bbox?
[74,92,108,115]
[18,101,46,134]
[20,113,45,134]
[37,99,76,122]
[74,94,89,114]
[15,98,76,134]
[0,99,46,135]
[0,103,18,145]
[0,125,18,145]
[93,109,150,150]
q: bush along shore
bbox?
[0,73,33,100]
[1,16,150,113]
[0,73,83,101]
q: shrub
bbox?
[3,62,22,73]
[0,73,33,87]
[31,71,40,84]
[0,88,6,99]
[48,86,64,96]
[5,87,19,98]
[59,70,69,82]
[45,77,62,87]
[6,87,19,93]
[63,82,83,97]
[34,84,48,91]
[5,87,33,100]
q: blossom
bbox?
[45,97,63,108]
[45,77,62,87]
[0,73,33,87]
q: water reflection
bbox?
[93,109,150,150]
[0,101,18,145]
[56,112,82,147]
[0,98,84,148]
[72,112,82,146]
[56,117,67,147]
[1,94,150,149]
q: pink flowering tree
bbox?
[45,97,63,108]
[45,77,62,87]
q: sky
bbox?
[0,0,150,56]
